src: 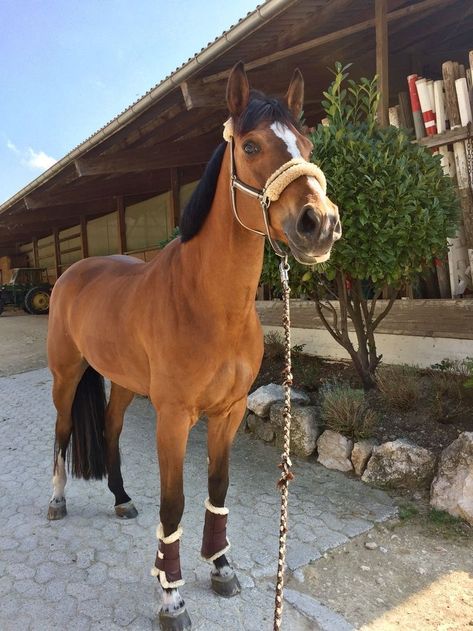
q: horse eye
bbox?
[243,141,259,155]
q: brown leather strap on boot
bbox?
[201,498,230,561]
[151,524,185,588]
[155,539,182,584]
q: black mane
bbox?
[235,89,299,135]
[179,90,297,242]
[180,142,226,243]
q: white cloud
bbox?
[6,140,57,171]
[23,147,57,170]
[6,139,20,154]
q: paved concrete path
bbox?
[0,368,396,630]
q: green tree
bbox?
[263,63,459,389]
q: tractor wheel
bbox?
[24,288,50,315]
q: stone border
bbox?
[246,385,473,526]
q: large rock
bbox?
[246,413,275,443]
[362,439,436,489]
[430,432,473,525]
[270,404,321,457]
[351,440,377,476]
[247,384,310,417]
[316,430,353,472]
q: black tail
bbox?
[69,366,107,480]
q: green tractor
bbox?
[0,268,52,316]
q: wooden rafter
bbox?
[202,0,458,84]
[24,172,172,209]
[180,80,225,110]
[75,134,217,177]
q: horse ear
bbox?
[285,69,304,120]
[226,62,250,118]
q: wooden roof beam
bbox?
[391,2,473,54]
[22,162,204,211]
[24,171,173,209]
[74,134,217,177]
[0,200,117,229]
[202,0,458,84]
[180,80,225,110]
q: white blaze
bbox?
[270,122,301,158]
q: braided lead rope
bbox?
[274,256,294,631]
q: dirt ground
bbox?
[289,504,473,630]
[0,309,48,375]
[1,311,472,629]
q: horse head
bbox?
[225,62,341,264]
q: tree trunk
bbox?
[314,273,398,391]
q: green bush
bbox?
[262,63,459,389]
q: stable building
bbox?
[1,0,472,364]
[1,0,471,281]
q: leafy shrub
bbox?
[320,383,376,440]
[261,63,459,390]
[376,365,421,410]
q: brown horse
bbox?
[46,62,341,630]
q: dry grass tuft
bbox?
[263,331,285,361]
[376,364,421,411]
[320,383,376,440]
[427,365,465,422]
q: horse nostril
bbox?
[297,205,319,237]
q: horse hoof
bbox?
[158,607,192,631]
[211,571,241,598]
[115,501,138,519]
[47,499,67,521]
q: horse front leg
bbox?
[153,405,192,631]
[202,397,247,597]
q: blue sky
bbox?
[0,0,258,204]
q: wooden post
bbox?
[442,60,472,295]
[80,216,89,258]
[117,196,127,254]
[398,91,414,131]
[53,229,61,280]
[375,0,389,127]
[170,168,180,230]
[33,238,39,267]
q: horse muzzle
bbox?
[285,204,342,265]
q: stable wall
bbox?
[15,180,199,279]
[258,299,473,367]
[262,326,473,368]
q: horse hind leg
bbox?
[47,362,86,520]
[105,382,137,519]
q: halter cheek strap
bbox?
[224,117,327,259]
